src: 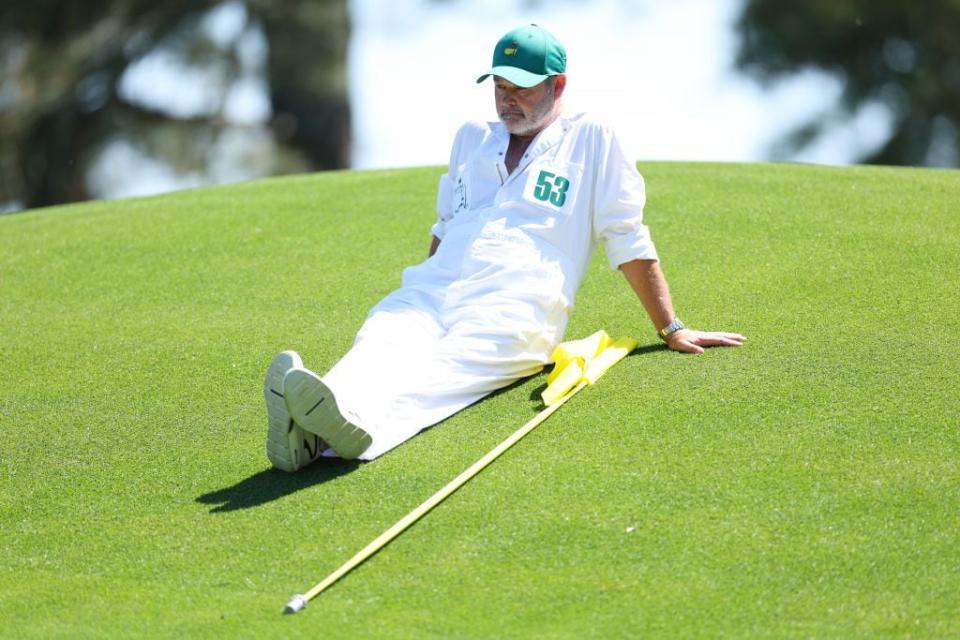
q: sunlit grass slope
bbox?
[1,162,958,638]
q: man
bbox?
[264,24,745,471]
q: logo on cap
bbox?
[477,25,566,88]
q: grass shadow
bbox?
[629,343,670,356]
[197,458,361,513]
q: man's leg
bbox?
[352,315,551,460]
[280,304,447,460]
[274,296,561,462]
[322,297,557,460]
[322,304,447,414]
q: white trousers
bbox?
[320,290,559,460]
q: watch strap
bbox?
[658,318,685,341]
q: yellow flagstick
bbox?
[284,336,637,614]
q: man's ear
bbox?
[553,74,567,98]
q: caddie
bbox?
[263,24,746,470]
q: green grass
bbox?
[1,162,958,638]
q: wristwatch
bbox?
[658,318,685,342]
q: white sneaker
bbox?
[283,367,373,460]
[264,351,326,472]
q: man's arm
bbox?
[428,235,441,257]
[619,259,746,354]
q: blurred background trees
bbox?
[2,0,958,214]
[736,0,960,166]
[0,0,349,211]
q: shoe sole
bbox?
[264,350,325,472]
[283,367,372,460]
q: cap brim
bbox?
[476,66,549,88]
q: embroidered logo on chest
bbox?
[454,176,468,213]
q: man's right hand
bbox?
[666,329,747,355]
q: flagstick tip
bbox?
[284,595,307,614]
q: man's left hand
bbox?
[666,329,746,355]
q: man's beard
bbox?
[500,87,558,136]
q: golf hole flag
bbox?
[542,330,638,405]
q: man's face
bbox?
[495,76,559,137]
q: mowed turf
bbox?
[1,162,957,638]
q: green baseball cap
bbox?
[476,24,567,88]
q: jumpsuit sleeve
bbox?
[432,174,453,240]
[431,123,468,241]
[591,125,659,269]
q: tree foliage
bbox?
[0,0,350,211]
[736,0,960,166]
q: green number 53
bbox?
[532,170,571,207]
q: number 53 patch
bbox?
[523,165,581,211]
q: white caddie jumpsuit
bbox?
[322,112,659,459]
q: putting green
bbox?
[1,162,957,638]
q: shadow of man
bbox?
[197,458,361,513]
